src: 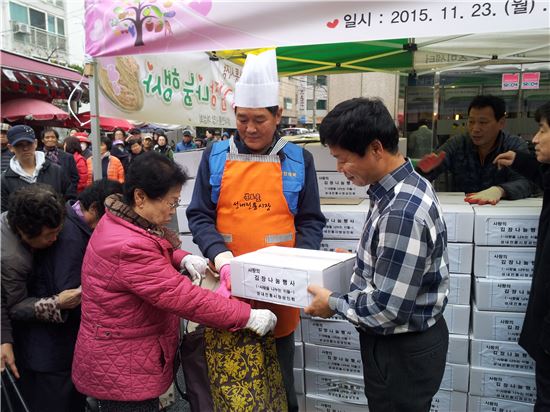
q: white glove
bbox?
[245,309,277,336]
[214,251,234,272]
[181,255,208,285]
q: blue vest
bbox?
[209,139,305,215]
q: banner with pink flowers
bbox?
[85,0,550,58]
[96,52,240,126]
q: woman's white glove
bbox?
[180,255,208,285]
[245,309,277,336]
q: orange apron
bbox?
[216,138,300,338]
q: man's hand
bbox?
[304,285,335,318]
[417,152,446,173]
[58,287,82,310]
[464,186,505,205]
[1,343,19,378]
[493,151,517,170]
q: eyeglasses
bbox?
[165,198,181,209]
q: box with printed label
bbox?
[230,246,355,308]
[179,177,196,205]
[447,334,469,365]
[294,368,304,394]
[473,207,540,246]
[303,143,337,171]
[317,171,366,198]
[447,243,473,274]
[305,369,367,404]
[472,304,526,342]
[442,304,470,335]
[320,239,359,254]
[294,342,304,369]
[469,366,536,403]
[173,149,204,178]
[474,278,531,312]
[448,274,471,305]
[176,206,189,233]
[440,203,475,243]
[430,390,467,412]
[304,343,363,377]
[301,318,360,350]
[305,395,368,412]
[439,363,469,392]
[470,339,535,372]
[473,246,535,279]
[467,395,534,412]
[321,201,369,240]
[178,235,202,257]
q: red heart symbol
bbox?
[198,74,203,81]
[146,61,153,71]
[326,19,339,29]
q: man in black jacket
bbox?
[40,128,79,194]
[0,125,74,212]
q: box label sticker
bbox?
[487,250,535,278]
[486,219,538,246]
[242,264,307,306]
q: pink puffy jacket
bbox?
[72,211,251,401]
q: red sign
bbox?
[521,72,540,90]
[502,73,519,90]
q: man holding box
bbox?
[187,49,325,411]
[305,98,449,412]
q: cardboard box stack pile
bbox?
[468,199,541,410]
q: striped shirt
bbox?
[328,160,449,335]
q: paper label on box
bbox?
[490,282,530,310]
[494,316,525,342]
[314,374,366,404]
[469,396,534,412]
[242,264,307,306]
[323,217,365,239]
[481,372,536,403]
[485,218,538,246]
[430,391,452,412]
[306,396,367,412]
[314,347,363,376]
[476,342,535,372]
[317,173,362,198]
[487,251,535,278]
[306,320,360,349]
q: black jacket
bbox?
[13,202,91,371]
[513,152,550,364]
[43,149,79,197]
[0,160,75,212]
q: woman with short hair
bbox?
[64,136,88,193]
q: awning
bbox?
[66,112,134,132]
[1,98,70,122]
[1,50,89,100]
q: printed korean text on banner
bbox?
[502,73,519,91]
[96,52,240,126]
[85,1,550,58]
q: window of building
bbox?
[316,100,327,110]
[284,97,293,110]
[317,75,327,86]
[306,99,314,110]
[56,17,64,35]
[48,15,56,33]
[9,2,28,24]
[29,8,46,30]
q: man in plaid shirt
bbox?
[306,98,449,412]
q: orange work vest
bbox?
[216,138,300,338]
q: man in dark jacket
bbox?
[494,101,550,410]
[40,128,79,194]
[1,123,13,173]
[0,125,74,212]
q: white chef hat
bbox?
[234,49,279,108]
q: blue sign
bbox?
[299,115,307,123]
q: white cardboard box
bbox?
[439,363,469,392]
[317,171,366,198]
[447,334,469,365]
[448,273,471,305]
[430,390,468,412]
[436,192,469,204]
[474,278,531,312]
[440,203,475,243]
[447,243,473,274]
[305,394,368,412]
[473,198,543,208]
[321,201,370,240]
[304,343,363,377]
[301,318,360,350]
[304,369,367,404]
[473,246,535,279]
[294,321,302,341]
[442,304,470,335]
[472,304,525,342]
[230,247,355,308]
[303,143,337,171]
[173,149,204,178]
[297,394,305,412]
[176,206,189,233]
[178,234,203,257]
[469,366,536,404]
[294,342,304,369]
[473,207,540,246]
[468,395,534,412]
[180,178,196,205]
[470,338,535,372]
[320,239,359,253]
[294,368,304,394]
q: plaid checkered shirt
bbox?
[328,160,449,335]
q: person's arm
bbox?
[186,147,229,262]
[416,136,457,180]
[59,164,76,201]
[295,150,325,250]
[495,138,532,200]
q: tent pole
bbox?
[89,58,103,180]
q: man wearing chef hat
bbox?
[187,49,325,411]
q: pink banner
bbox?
[521,72,540,89]
[501,73,519,91]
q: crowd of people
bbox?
[0,47,548,412]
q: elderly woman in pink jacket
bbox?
[72,152,276,411]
